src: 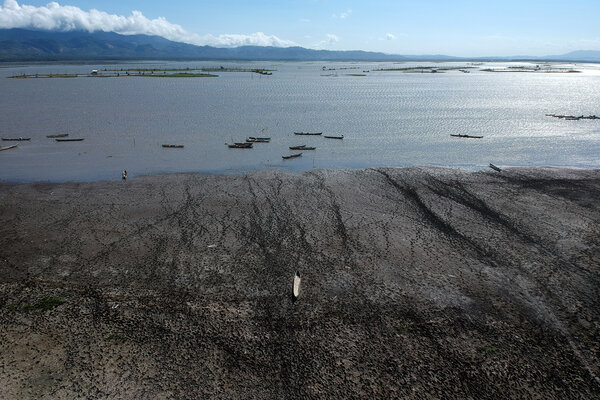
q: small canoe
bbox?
[228,143,253,148]
[324,135,344,139]
[47,134,69,138]
[56,138,84,142]
[246,137,271,143]
[0,144,18,151]
[489,163,502,172]
[450,134,483,139]
[282,152,302,159]
[294,132,322,136]
[2,137,30,141]
[162,144,184,148]
[290,145,315,150]
[293,271,301,300]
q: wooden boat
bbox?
[57,138,84,142]
[228,143,253,149]
[450,134,483,139]
[324,135,344,139]
[2,137,31,141]
[0,144,18,151]
[282,152,302,159]
[293,271,301,300]
[294,132,322,136]
[290,145,315,150]
[246,137,271,143]
[47,134,69,138]
[489,163,502,172]
[162,144,184,148]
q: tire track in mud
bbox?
[375,168,600,385]
[419,173,600,298]
[375,169,490,261]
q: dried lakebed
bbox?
[0,167,599,399]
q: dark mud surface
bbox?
[1,167,599,399]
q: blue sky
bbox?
[3,0,600,56]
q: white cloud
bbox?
[327,34,339,43]
[0,0,296,47]
[314,33,339,49]
[386,33,395,40]
[332,9,352,19]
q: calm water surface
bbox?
[1,61,599,181]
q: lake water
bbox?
[1,60,599,182]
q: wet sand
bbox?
[1,167,599,398]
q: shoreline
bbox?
[1,166,599,398]
[1,164,598,185]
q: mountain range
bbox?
[1,29,600,62]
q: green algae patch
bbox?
[143,72,219,78]
[12,296,66,312]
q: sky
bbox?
[1,0,600,56]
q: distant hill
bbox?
[543,50,600,62]
[0,29,407,62]
[1,29,599,62]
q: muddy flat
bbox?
[0,167,599,398]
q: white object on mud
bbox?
[293,271,301,300]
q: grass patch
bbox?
[395,320,414,334]
[201,67,274,74]
[142,73,219,78]
[9,74,77,78]
[105,333,127,344]
[478,345,499,355]
[106,68,195,72]
[13,296,66,312]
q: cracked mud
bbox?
[1,167,599,398]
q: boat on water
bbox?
[162,144,184,148]
[324,135,344,139]
[47,134,69,138]
[489,163,502,172]
[2,137,30,141]
[294,132,322,136]
[228,142,253,149]
[293,271,301,300]
[450,134,483,139]
[56,138,84,142]
[549,114,599,120]
[0,144,18,151]
[282,152,302,159]
[290,145,316,150]
[246,137,271,143]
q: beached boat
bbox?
[450,134,483,139]
[289,145,316,150]
[324,135,344,139]
[282,152,302,159]
[47,134,69,138]
[162,144,184,148]
[57,138,84,142]
[246,137,271,143]
[489,163,502,172]
[294,132,322,136]
[0,144,18,151]
[2,137,30,141]
[293,271,301,300]
[228,143,253,149]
